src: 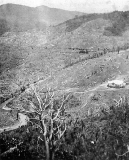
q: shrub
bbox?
[1,95,129,160]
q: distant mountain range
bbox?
[0,3,84,33]
[0,3,129,39]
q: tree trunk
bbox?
[45,141,55,160]
[45,139,50,160]
[50,149,55,160]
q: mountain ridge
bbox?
[0,3,85,32]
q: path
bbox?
[0,59,129,133]
[0,76,127,133]
[0,113,28,133]
[0,97,29,133]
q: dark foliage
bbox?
[0,124,45,160]
[79,49,89,54]
[103,11,129,36]
[65,14,101,32]
[1,97,129,159]
[64,10,129,36]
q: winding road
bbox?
[0,97,29,133]
[0,73,128,133]
[0,113,28,133]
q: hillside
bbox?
[37,10,129,38]
[1,10,129,98]
[1,5,129,159]
[35,5,84,25]
[0,3,84,33]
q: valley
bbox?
[1,3,129,159]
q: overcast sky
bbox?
[0,0,129,13]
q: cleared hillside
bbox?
[1,8,129,160]
[1,9,129,129]
[47,18,129,50]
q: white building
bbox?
[107,80,126,88]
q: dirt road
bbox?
[0,71,129,133]
[0,100,29,134]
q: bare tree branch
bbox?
[1,142,23,156]
[25,86,70,160]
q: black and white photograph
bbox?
[0,0,129,159]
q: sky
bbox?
[0,0,129,13]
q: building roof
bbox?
[108,80,125,85]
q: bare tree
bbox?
[27,85,70,160]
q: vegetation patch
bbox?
[1,96,129,160]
